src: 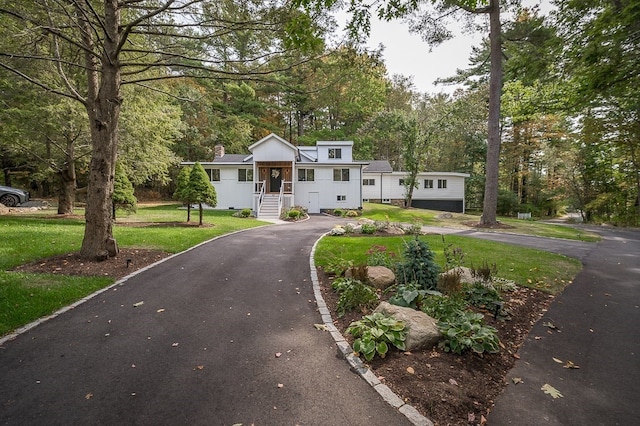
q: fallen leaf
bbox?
[534,336,542,340]
[277,383,284,388]
[480,414,487,425]
[552,357,563,364]
[543,321,557,329]
[133,301,144,307]
[513,353,520,359]
[172,342,179,347]
[449,378,458,386]
[85,393,93,400]
[157,308,165,313]
[541,383,563,398]
[512,377,523,384]
[564,360,580,369]
[313,323,329,331]
[275,352,282,358]
[403,351,412,356]
[468,413,476,422]
[195,365,204,370]
[406,367,415,374]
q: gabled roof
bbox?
[248,133,297,153]
[363,160,393,173]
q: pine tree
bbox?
[112,162,137,220]
[188,162,217,226]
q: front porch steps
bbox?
[258,194,280,220]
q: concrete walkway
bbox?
[0,216,411,426]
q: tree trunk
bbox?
[198,203,204,226]
[78,1,121,260]
[57,139,76,215]
[480,0,503,226]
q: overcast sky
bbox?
[342,1,553,94]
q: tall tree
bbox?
[296,0,507,225]
[0,1,327,259]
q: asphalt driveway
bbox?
[0,216,411,426]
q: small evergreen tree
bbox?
[112,162,137,220]
[188,162,217,226]
[173,166,193,222]
[396,237,440,290]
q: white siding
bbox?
[362,172,468,201]
[205,166,253,209]
[316,141,353,162]
[251,136,296,162]
[294,165,362,210]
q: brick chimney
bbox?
[214,145,225,160]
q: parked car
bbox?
[0,185,30,207]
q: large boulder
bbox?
[440,266,476,285]
[367,266,395,289]
[374,301,441,351]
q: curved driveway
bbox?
[487,225,640,425]
[0,216,411,426]
[1,217,638,426]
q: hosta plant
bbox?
[347,312,407,361]
[437,311,500,355]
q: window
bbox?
[333,168,350,181]
[298,169,315,182]
[363,178,375,186]
[399,179,405,186]
[337,195,346,201]
[238,169,253,182]
[438,179,447,189]
[424,179,434,189]
[328,148,342,159]
[207,168,220,182]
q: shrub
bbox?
[288,208,301,219]
[241,208,252,217]
[405,222,423,235]
[437,311,500,355]
[442,235,466,270]
[347,312,407,361]
[331,278,378,317]
[333,208,344,216]
[464,282,503,310]
[396,237,440,290]
[346,210,359,217]
[361,223,377,234]
[437,268,463,295]
[366,245,396,269]
[388,283,440,309]
[471,260,497,283]
[323,256,352,276]
[421,293,468,321]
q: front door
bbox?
[269,168,282,193]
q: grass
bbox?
[314,234,582,295]
[360,202,600,242]
[0,203,267,336]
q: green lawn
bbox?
[361,202,600,242]
[0,204,267,336]
[314,234,582,295]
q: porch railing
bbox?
[278,181,292,216]
[255,180,266,214]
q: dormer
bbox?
[316,141,353,163]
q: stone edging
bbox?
[309,233,434,426]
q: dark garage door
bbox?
[411,199,464,213]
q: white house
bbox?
[362,161,469,213]
[182,133,469,219]
[182,133,367,219]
